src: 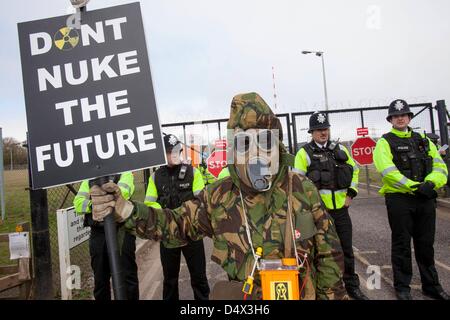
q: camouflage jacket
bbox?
[126,166,346,300]
[125,92,346,300]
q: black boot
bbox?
[395,291,413,300]
[347,288,369,300]
[422,290,450,300]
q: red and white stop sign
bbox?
[351,137,376,165]
[207,150,227,177]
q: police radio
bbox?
[179,164,188,180]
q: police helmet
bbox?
[163,134,181,152]
[386,99,414,121]
[308,112,330,133]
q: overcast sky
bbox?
[1,0,449,142]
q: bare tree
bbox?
[2,137,28,169]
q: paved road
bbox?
[137,189,450,300]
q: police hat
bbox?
[308,112,330,133]
[386,99,414,121]
[163,134,181,152]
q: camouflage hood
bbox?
[227,92,283,134]
[226,92,292,191]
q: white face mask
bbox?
[231,128,280,191]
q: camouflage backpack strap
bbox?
[284,171,294,258]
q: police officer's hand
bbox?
[101,182,135,223]
[413,181,437,200]
[344,196,352,208]
[90,185,115,222]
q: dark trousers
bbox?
[385,193,442,294]
[89,228,139,300]
[160,239,210,300]
[328,207,360,291]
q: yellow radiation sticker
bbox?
[54,27,79,51]
[270,281,293,300]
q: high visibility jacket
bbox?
[294,141,359,210]
[373,128,448,195]
[198,165,216,185]
[73,172,135,214]
[144,165,204,210]
[144,164,204,248]
[218,167,230,180]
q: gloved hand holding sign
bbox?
[90,182,134,222]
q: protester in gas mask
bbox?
[89,92,346,300]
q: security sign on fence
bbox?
[356,127,369,136]
[18,3,166,189]
[57,207,90,300]
[351,137,377,166]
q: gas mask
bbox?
[231,128,280,192]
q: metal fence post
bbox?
[359,110,370,195]
[436,100,449,147]
[436,100,449,197]
[29,187,53,299]
[292,115,298,154]
[27,134,53,299]
[0,127,5,220]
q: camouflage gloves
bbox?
[90,182,134,223]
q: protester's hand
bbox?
[101,182,134,223]
[90,185,115,222]
[413,181,437,200]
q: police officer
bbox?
[144,134,210,300]
[373,99,449,300]
[294,112,368,300]
[73,172,139,300]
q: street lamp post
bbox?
[302,50,329,111]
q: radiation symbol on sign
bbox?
[54,27,79,51]
[274,282,288,300]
